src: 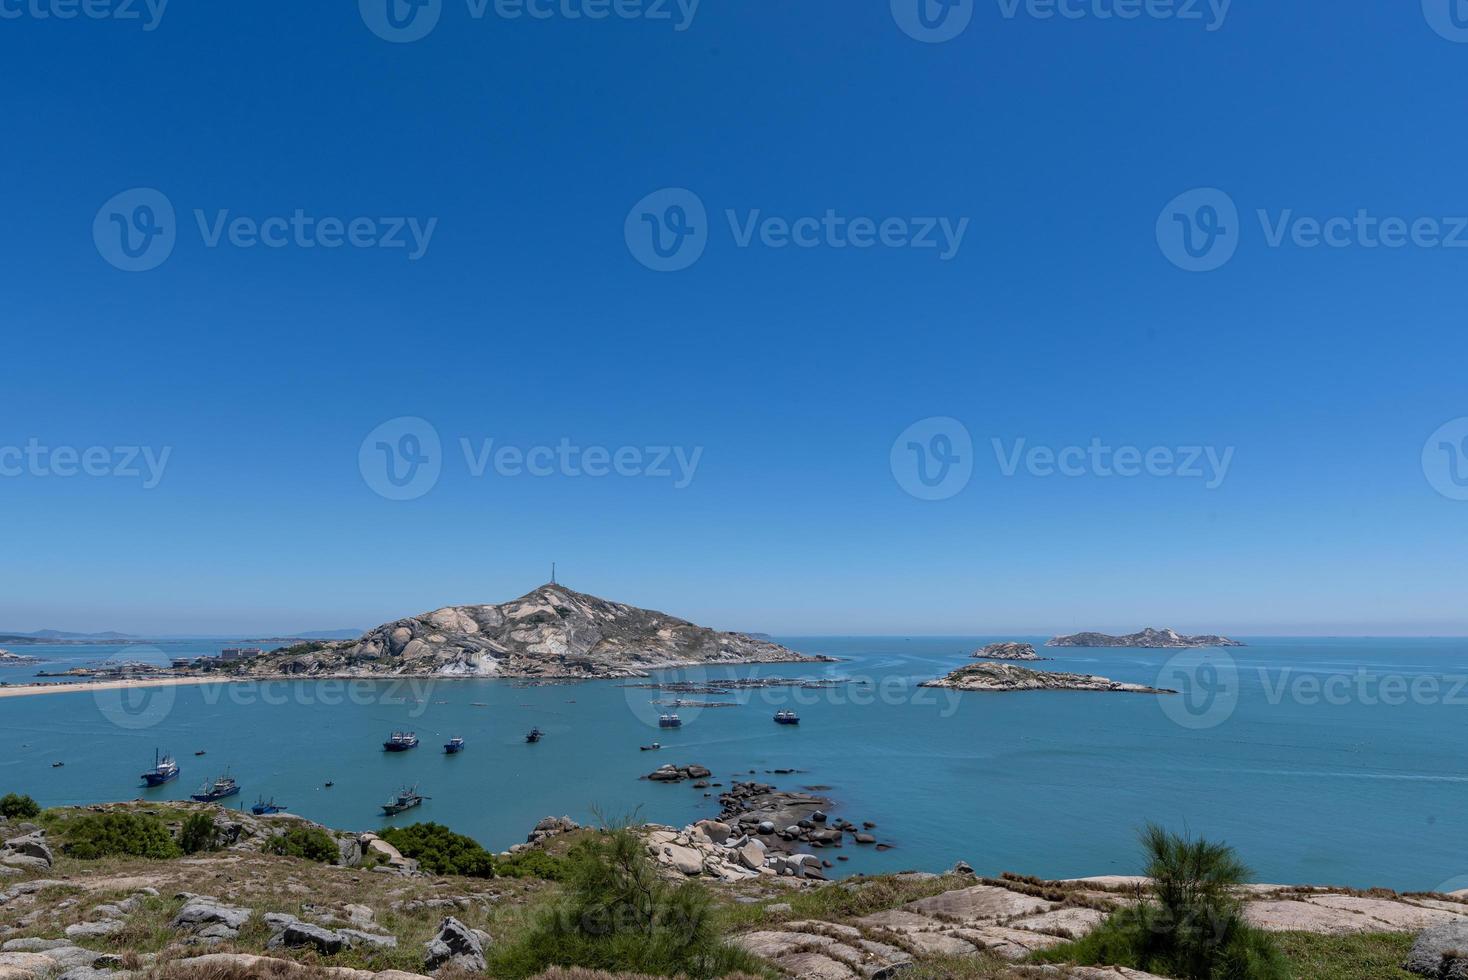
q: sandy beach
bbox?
[0,675,256,699]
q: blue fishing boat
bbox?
[251,796,287,815]
[382,731,419,752]
[444,736,465,754]
[191,772,240,803]
[658,714,682,729]
[381,785,426,816]
[141,750,180,787]
[774,711,800,726]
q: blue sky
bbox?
[3,1,1468,636]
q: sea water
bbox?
[2,636,1465,891]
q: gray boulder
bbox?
[169,897,253,931]
[339,928,398,950]
[63,921,123,939]
[424,915,487,972]
[3,833,53,867]
[1406,920,1468,978]
[272,921,345,955]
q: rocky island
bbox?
[182,583,831,681]
[1047,627,1244,649]
[922,662,1177,694]
[972,642,1046,661]
[0,649,42,665]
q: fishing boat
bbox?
[640,742,661,751]
[51,762,64,768]
[382,731,419,752]
[381,785,426,816]
[251,796,287,815]
[444,736,465,754]
[525,727,544,743]
[141,750,180,787]
[658,714,682,729]
[191,772,240,803]
[774,711,800,726]
[194,750,207,756]
[324,780,334,788]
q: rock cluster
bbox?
[0,830,53,873]
[506,815,581,855]
[423,915,489,972]
[974,642,1046,661]
[718,782,888,854]
[1405,919,1468,978]
[644,764,712,783]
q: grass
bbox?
[1271,931,1416,980]
[716,872,973,933]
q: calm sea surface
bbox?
[3,636,1466,891]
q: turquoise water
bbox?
[3,636,1467,891]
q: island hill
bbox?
[182,583,831,681]
[923,662,1177,694]
[1046,627,1243,649]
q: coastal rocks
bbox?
[423,916,488,973]
[1046,628,1243,649]
[974,642,1045,661]
[359,833,418,873]
[1405,919,1468,977]
[508,815,581,854]
[730,924,911,980]
[0,833,53,870]
[921,662,1178,695]
[645,764,712,783]
[851,883,1069,961]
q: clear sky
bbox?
[3,2,1467,637]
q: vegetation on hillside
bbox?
[1033,823,1289,980]
[380,821,496,877]
[488,822,772,979]
[54,810,181,860]
[0,792,41,819]
[179,811,221,854]
[263,825,339,863]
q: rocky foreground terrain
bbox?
[921,663,1177,695]
[198,584,828,681]
[3,801,1467,980]
[1046,629,1243,649]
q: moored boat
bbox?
[444,736,465,754]
[251,796,287,815]
[381,785,426,816]
[525,727,544,743]
[774,710,800,725]
[141,749,180,787]
[640,742,661,751]
[658,714,682,729]
[191,772,239,803]
[382,731,419,752]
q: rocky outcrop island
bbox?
[1047,627,1244,649]
[188,583,830,680]
[0,648,42,664]
[972,642,1045,661]
[922,662,1177,694]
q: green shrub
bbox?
[62,811,180,860]
[179,812,221,854]
[488,823,768,979]
[493,847,570,881]
[0,793,41,819]
[379,822,495,877]
[263,825,339,864]
[1033,823,1288,980]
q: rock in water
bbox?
[210,583,831,680]
[424,916,487,973]
[1046,627,1243,648]
[973,642,1044,661]
[1405,920,1468,978]
[921,662,1177,695]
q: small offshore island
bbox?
[972,641,1047,661]
[923,661,1178,694]
[1047,627,1244,648]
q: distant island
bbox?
[922,662,1177,694]
[1047,627,1244,649]
[0,648,43,664]
[972,641,1047,661]
[180,583,831,681]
